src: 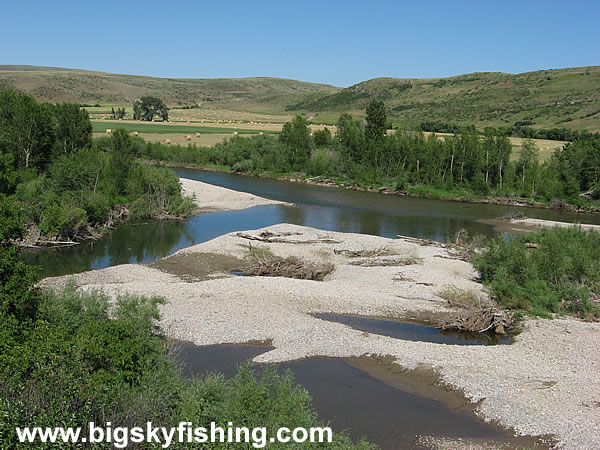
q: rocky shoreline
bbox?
[147,160,600,216]
[42,219,599,448]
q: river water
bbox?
[20,169,585,447]
[23,167,600,278]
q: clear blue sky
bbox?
[1,0,598,87]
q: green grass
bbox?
[91,121,279,135]
[288,67,600,132]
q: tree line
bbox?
[140,99,600,206]
[0,89,191,243]
[420,120,600,142]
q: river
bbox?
[23,168,600,278]
[24,168,575,447]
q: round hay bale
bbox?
[131,131,139,136]
[105,129,112,135]
[195,132,201,137]
[163,139,171,145]
[232,131,238,136]
[185,135,192,141]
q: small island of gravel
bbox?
[43,209,600,449]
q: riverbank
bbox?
[180,177,289,213]
[18,177,285,248]
[481,216,600,234]
[43,223,600,448]
[147,160,600,216]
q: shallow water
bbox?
[173,342,534,449]
[313,313,512,345]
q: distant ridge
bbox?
[1,65,598,131]
[0,65,76,72]
[286,66,600,131]
[0,65,340,108]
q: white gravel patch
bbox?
[180,177,288,212]
[44,223,600,448]
[512,218,600,231]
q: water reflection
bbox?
[26,168,600,278]
[23,205,286,278]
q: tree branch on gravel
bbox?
[244,245,334,281]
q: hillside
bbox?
[288,67,600,131]
[0,66,339,108]
[1,65,599,131]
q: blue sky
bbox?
[1,0,598,86]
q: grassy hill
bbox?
[1,65,598,131]
[0,65,339,109]
[288,67,600,131]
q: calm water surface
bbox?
[24,168,600,277]
[174,343,540,449]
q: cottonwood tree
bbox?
[280,115,311,168]
[0,89,54,170]
[364,99,388,179]
[365,99,387,144]
[133,97,168,121]
[519,138,539,194]
[336,113,364,163]
[53,103,93,154]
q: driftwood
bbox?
[392,273,415,283]
[334,247,393,257]
[580,188,599,200]
[237,230,341,244]
[396,234,447,247]
[437,292,515,334]
[348,255,422,267]
[433,251,470,262]
[246,254,334,281]
[398,229,484,262]
[34,240,77,246]
[439,307,514,335]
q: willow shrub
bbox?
[473,226,600,318]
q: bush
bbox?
[473,227,600,318]
[308,148,340,176]
[0,279,371,448]
[128,165,193,219]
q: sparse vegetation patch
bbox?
[437,286,516,334]
[473,227,600,319]
[245,245,334,281]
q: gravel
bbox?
[41,181,600,448]
[180,177,288,212]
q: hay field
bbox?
[93,132,236,147]
[93,119,336,148]
[508,136,566,162]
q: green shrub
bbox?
[0,278,372,448]
[473,227,600,318]
[308,148,340,176]
[127,165,192,219]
